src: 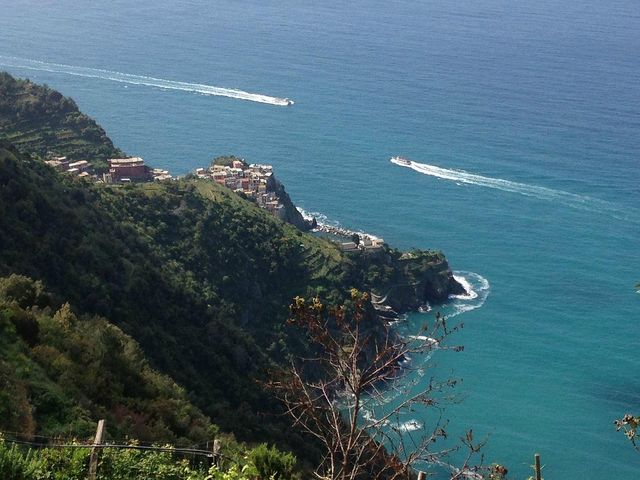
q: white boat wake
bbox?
[390,156,631,217]
[0,55,294,107]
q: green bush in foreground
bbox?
[0,437,297,480]
[246,444,297,480]
[0,440,42,480]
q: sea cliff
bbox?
[351,249,465,318]
[271,177,315,230]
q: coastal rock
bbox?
[271,177,314,231]
[367,250,465,315]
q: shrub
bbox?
[247,444,297,480]
[0,438,42,480]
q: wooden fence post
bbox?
[534,453,542,480]
[212,439,221,468]
[88,419,106,480]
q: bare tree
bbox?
[267,289,504,480]
[615,414,640,451]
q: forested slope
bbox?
[0,142,339,453]
[0,274,215,446]
[0,140,464,454]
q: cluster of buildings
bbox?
[45,155,172,183]
[339,235,386,252]
[104,157,151,183]
[45,156,94,178]
[103,157,172,183]
[194,160,287,219]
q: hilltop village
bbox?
[191,157,385,252]
[44,153,384,252]
[194,157,287,218]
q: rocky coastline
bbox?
[367,251,466,321]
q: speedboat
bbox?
[391,156,411,166]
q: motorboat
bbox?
[390,156,411,166]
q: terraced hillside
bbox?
[0,72,122,167]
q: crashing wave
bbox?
[447,271,490,318]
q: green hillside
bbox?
[0,142,332,452]
[0,274,215,446]
[0,72,122,166]
[0,139,462,458]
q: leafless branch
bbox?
[266,291,495,480]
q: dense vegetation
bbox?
[0,140,452,455]
[0,72,122,167]
[0,141,340,453]
[0,436,297,480]
[0,274,215,445]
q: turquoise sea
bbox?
[1,0,639,477]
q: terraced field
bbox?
[0,72,122,167]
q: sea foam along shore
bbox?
[448,272,490,318]
[298,207,490,322]
[297,207,383,241]
[358,272,490,439]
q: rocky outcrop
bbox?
[369,251,465,315]
[271,176,315,231]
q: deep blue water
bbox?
[1,0,639,477]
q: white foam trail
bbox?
[0,56,294,107]
[390,157,631,216]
